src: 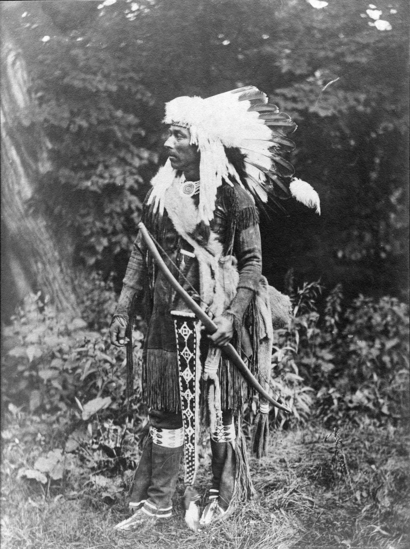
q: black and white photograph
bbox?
[1,1,408,548]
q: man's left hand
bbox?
[208,314,234,347]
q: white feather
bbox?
[290,178,321,214]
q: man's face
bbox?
[164,125,200,175]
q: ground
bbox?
[1,417,409,549]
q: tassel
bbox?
[208,381,223,434]
[230,415,256,505]
[252,409,270,458]
[125,293,139,413]
[184,486,201,532]
[125,323,133,411]
[203,345,223,433]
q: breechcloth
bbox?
[149,409,233,431]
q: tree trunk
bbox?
[1,29,80,321]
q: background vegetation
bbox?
[1,1,409,548]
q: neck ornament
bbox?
[180,178,200,197]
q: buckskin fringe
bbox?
[143,350,181,412]
[220,185,259,254]
[236,205,260,232]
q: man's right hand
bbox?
[109,316,129,347]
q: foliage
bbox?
[337,294,409,420]
[271,0,409,297]
[1,291,142,415]
[3,277,408,451]
[1,403,138,505]
[272,281,409,428]
[75,270,118,330]
[1,287,149,494]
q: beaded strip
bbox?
[211,419,235,443]
[149,426,184,448]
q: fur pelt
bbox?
[164,179,239,314]
[268,285,292,329]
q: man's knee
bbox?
[149,409,183,430]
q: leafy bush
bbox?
[1,288,148,496]
[1,291,144,417]
[268,281,324,427]
[271,282,409,428]
[2,403,145,504]
[75,270,118,330]
[335,294,409,422]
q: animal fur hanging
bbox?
[163,177,239,315]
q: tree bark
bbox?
[1,29,80,320]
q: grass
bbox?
[1,416,409,549]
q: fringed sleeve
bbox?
[224,184,262,322]
[115,189,156,321]
[113,231,147,323]
[219,184,264,411]
[122,231,148,292]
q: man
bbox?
[110,86,320,531]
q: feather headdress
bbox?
[148,86,320,222]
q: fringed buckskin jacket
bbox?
[121,179,267,414]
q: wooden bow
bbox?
[138,222,291,414]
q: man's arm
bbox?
[110,231,148,347]
[209,189,262,346]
